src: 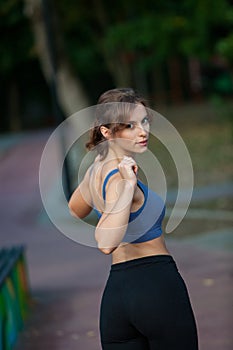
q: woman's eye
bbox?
[125,123,135,129]
[142,117,149,125]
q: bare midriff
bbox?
[111,235,170,264]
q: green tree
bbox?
[1,0,233,131]
[24,0,89,116]
[0,0,34,130]
[54,0,233,103]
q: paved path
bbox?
[0,130,232,350]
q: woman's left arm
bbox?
[68,169,93,219]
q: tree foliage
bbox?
[1,0,232,88]
[0,0,34,74]
[51,0,233,93]
[0,0,233,131]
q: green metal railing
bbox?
[0,246,30,350]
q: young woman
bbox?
[68,88,198,350]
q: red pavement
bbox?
[0,129,232,350]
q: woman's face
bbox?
[112,104,150,155]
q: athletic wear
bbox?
[94,168,165,243]
[100,255,198,350]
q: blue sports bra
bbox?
[93,169,165,243]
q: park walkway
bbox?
[0,129,232,350]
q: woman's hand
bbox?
[118,156,138,188]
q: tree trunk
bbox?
[8,79,21,131]
[188,57,203,102]
[91,0,133,88]
[104,52,133,87]
[167,57,183,104]
[24,0,91,197]
[152,64,167,106]
[24,0,89,116]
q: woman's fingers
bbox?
[118,156,138,182]
[122,156,137,172]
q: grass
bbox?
[148,102,233,239]
[148,104,233,189]
[182,123,233,187]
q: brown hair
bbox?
[86,88,148,159]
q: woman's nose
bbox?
[138,123,147,135]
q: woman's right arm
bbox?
[95,157,137,254]
[68,168,93,219]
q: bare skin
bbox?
[69,104,170,263]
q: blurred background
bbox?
[0,0,233,349]
[1,0,233,131]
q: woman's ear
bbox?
[100,126,112,140]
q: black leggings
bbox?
[100,255,198,350]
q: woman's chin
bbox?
[135,146,148,154]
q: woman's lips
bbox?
[137,140,148,146]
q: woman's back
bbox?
[89,155,145,216]
[86,153,170,264]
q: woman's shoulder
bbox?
[91,156,119,181]
[86,157,121,210]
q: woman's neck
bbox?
[107,144,134,161]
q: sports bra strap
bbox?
[102,168,119,201]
